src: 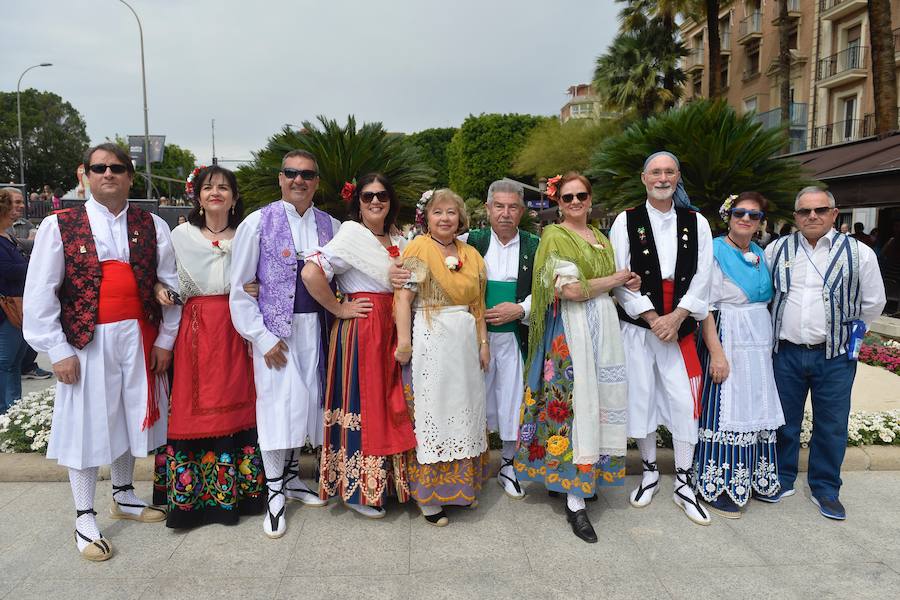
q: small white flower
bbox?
[444,256,460,271]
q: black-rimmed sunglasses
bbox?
[794,206,833,218]
[360,191,391,203]
[88,163,129,175]
[730,208,765,221]
[282,168,318,181]
[560,192,589,203]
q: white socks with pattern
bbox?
[636,433,660,489]
[110,452,147,515]
[70,467,101,551]
[262,448,286,517]
[566,494,586,512]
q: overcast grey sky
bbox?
[2,0,620,166]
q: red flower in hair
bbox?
[546,174,562,200]
[387,245,400,258]
[340,182,356,202]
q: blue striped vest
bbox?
[770,232,862,359]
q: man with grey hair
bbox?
[461,179,539,498]
[609,150,713,525]
[764,186,885,520]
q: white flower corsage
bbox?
[444,256,462,271]
[743,251,760,266]
[719,194,738,223]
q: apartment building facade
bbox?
[680,0,899,153]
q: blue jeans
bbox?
[0,318,28,414]
[773,341,856,498]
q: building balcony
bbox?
[895,28,900,64]
[811,114,874,148]
[685,48,705,72]
[816,46,867,87]
[756,102,809,130]
[720,31,732,54]
[738,12,762,44]
[772,0,802,22]
[819,0,868,22]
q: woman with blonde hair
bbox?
[394,188,490,527]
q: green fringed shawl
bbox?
[527,224,616,365]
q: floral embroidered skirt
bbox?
[152,428,265,529]
[319,308,413,506]
[514,309,625,497]
[694,312,780,506]
[407,452,491,506]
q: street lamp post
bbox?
[16,62,53,194]
[118,0,152,199]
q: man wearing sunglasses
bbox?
[23,143,180,561]
[609,150,713,526]
[230,150,340,538]
[460,180,539,499]
[765,187,885,521]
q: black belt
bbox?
[783,340,826,351]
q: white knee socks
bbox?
[501,441,516,462]
[69,467,100,551]
[110,452,146,515]
[262,448,286,514]
[636,433,660,489]
[673,440,694,472]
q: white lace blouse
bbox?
[171,223,232,299]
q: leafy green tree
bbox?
[236,115,435,221]
[0,89,89,193]
[447,113,546,200]
[586,100,818,220]
[514,118,621,179]
[112,135,196,199]
[404,127,456,188]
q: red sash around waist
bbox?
[97,261,160,429]
[348,291,416,455]
[662,279,702,419]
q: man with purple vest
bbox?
[230,150,340,538]
[24,143,180,561]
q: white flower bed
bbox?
[0,387,55,453]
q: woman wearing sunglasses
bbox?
[514,172,639,543]
[301,173,417,519]
[693,191,785,518]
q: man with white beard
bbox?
[609,151,713,525]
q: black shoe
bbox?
[550,490,598,502]
[811,495,846,520]
[565,506,597,543]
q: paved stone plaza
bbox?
[0,469,897,599]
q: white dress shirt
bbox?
[23,197,180,364]
[610,200,713,321]
[229,201,341,354]
[765,230,886,345]
[459,229,531,321]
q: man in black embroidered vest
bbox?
[23,143,180,561]
[764,187,885,520]
[609,151,713,526]
[461,180,539,499]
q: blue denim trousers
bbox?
[773,341,856,498]
[0,318,28,413]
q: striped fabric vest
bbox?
[770,232,862,359]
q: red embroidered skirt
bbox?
[167,295,256,439]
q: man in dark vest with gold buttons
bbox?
[23,143,180,561]
[461,180,539,499]
[609,151,713,526]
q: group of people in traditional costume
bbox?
[21,142,886,561]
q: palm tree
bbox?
[586,100,818,221]
[236,115,435,221]
[777,0,792,152]
[703,0,722,98]
[616,0,692,108]
[867,0,899,135]
[593,19,686,119]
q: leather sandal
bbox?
[673,468,711,526]
[497,458,525,499]
[629,460,659,508]
[75,509,113,562]
[110,484,166,522]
